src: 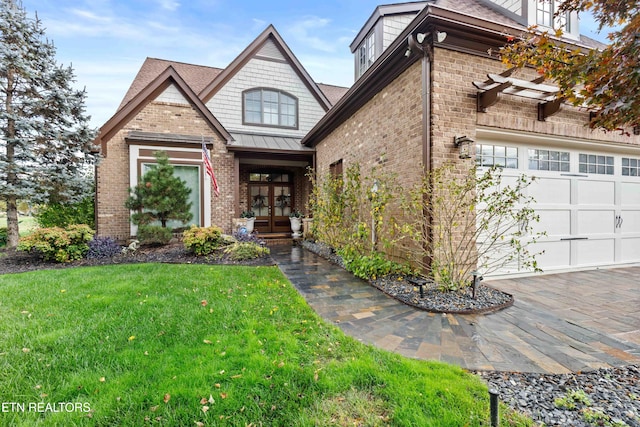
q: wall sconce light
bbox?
[454,135,475,159]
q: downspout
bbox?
[408,32,434,271]
[422,39,433,271]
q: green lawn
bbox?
[0,215,38,235]
[0,264,532,426]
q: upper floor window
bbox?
[357,32,376,78]
[243,88,297,128]
[536,0,571,32]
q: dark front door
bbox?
[249,175,293,233]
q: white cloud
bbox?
[287,16,338,53]
[157,0,180,12]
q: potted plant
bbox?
[289,210,304,238]
[240,210,256,233]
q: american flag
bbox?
[202,139,220,197]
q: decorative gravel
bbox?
[302,240,513,314]
[476,365,640,427]
[370,274,513,313]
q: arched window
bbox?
[243,88,298,129]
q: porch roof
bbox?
[227,132,315,155]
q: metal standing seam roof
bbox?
[228,132,314,152]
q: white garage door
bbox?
[477,135,640,275]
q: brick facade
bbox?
[312,46,640,266]
[96,100,233,241]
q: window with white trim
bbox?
[141,163,201,228]
[357,32,376,78]
[536,0,571,31]
[243,88,297,128]
[528,149,570,172]
[579,154,614,175]
[622,158,640,177]
[476,144,518,168]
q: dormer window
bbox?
[357,32,376,78]
[536,0,571,32]
[243,88,298,129]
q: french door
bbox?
[249,179,293,233]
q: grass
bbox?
[0,215,39,235]
[0,264,533,426]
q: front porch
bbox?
[228,131,314,234]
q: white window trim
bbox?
[128,145,212,237]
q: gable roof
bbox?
[317,83,349,106]
[118,58,223,110]
[198,25,333,111]
[97,65,232,156]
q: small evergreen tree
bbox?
[0,0,98,248]
[125,151,193,228]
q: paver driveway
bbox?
[271,245,640,374]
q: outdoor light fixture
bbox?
[454,135,475,159]
[416,32,426,43]
[436,31,447,43]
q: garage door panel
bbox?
[576,239,615,265]
[621,182,640,206]
[530,241,571,269]
[577,180,615,205]
[621,237,640,262]
[529,177,571,204]
[533,209,570,236]
[577,210,615,235]
[620,210,640,233]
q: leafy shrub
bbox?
[18,224,94,263]
[87,236,122,259]
[338,247,412,280]
[36,197,95,228]
[137,225,172,246]
[224,242,270,261]
[0,227,7,248]
[232,230,266,246]
[183,225,224,256]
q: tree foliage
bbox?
[125,151,193,229]
[396,164,544,289]
[499,0,639,132]
[0,0,97,248]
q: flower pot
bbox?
[245,217,255,233]
[289,217,302,238]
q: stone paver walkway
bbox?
[271,245,640,374]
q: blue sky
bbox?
[20,0,611,128]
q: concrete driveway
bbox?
[272,245,640,374]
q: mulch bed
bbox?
[0,241,275,275]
